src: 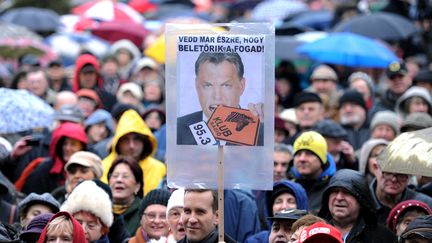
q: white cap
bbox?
[166,189,184,220]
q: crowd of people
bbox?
[1,0,432,242]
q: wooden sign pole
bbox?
[217,145,225,243]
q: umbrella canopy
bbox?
[0,88,55,134]
[378,127,432,177]
[0,22,42,41]
[332,12,419,41]
[251,0,308,22]
[296,32,398,68]
[0,38,54,59]
[288,10,334,31]
[72,0,144,23]
[0,7,61,32]
[44,32,109,66]
[276,31,327,60]
[89,20,148,47]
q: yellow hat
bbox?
[293,131,327,164]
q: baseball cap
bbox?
[64,151,103,178]
[386,61,408,78]
[299,222,342,243]
[268,208,308,221]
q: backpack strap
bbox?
[14,157,45,191]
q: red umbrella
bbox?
[89,21,148,47]
[72,0,144,23]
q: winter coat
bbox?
[244,231,269,243]
[122,197,143,236]
[177,229,238,243]
[109,215,131,243]
[37,211,86,243]
[318,169,397,243]
[127,227,147,243]
[101,110,166,195]
[369,178,432,225]
[369,89,400,118]
[73,54,116,111]
[341,123,371,151]
[22,122,87,194]
[290,153,336,214]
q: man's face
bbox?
[183,191,218,242]
[62,138,84,162]
[272,192,297,215]
[371,124,396,141]
[295,102,323,128]
[66,164,95,193]
[269,220,293,243]
[293,150,323,179]
[376,169,410,197]
[273,151,291,181]
[311,79,336,95]
[350,79,371,100]
[118,133,144,161]
[388,74,412,95]
[79,71,98,89]
[27,71,49,97]
[328,187,360,225]
[195,60,245,118]
[47,65,65,80]
[339,102,366,127]
[325,137,343,157]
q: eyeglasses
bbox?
[143,212,167,221]
[382,172,409,181]
[80,221,101,231]
[110,173,133,180]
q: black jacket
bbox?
[319,169,397,243]
[177,229,237,243]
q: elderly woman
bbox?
[396,86,432,118]
[166,189,185,243]
[358,138,389,184]
[61,180,113,243]
[129,189,171,243]
[108,156,144,236]
[386,200,432,236]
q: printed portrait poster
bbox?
[165,23,274,190]
[176,35,265,146]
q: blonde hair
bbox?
[47,215,73,237]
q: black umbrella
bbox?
[1,7,61,32]
[332,12,419,41]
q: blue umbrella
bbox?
[0,88,54,134]
[1,7,61,32]
[296,32,398,68]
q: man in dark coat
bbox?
[319,169,397,242]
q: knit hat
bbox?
[401,112,432,133]
[370,110,401,135]
[339,89,367,111]
[313,119,347,139]
[116,82,144,101]
[293,131,327,164]
[358,138,388,175]
[348,72,374,92]
[20,213,54,241]
[64,151,103,178]
[386,200,432,233]
[293,91,322,108]
[61,180,113,227]
[18,193,60,217]
[139,189,171,216]
[54,104,85,123]
[414,69,432,85]
[166,189,185,220]
[386,61,408,78]
[310,64,338,82]
[299,222,342,243]
[400,215,432,240]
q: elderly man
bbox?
[268,209,308,243]
[318,169,397,242]
[369,166,432,225]
[179,189,237,243]
[288,131,336,214]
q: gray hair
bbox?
[274,143,293,156]
[348,71,374,93]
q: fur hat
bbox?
[64,151,103,178]
[61,180,113,227]
[293,131,327,164]
[370,110,401,135]
[139,189,171,216]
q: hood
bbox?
[110,39,141,61]
[72,54,104,92]
[358,138,388,175]
[318,169,377,225]
[395,86,432,118]
[290,153,336,181]
[49,122,87,174]
[84,109,114,136]
[111,109,157,160]
[37,211,86,243]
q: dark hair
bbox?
[142,108,166,125]
[10,69,28,89]
[107,156,144,198]
[184,189,218,212]
[195,52,244,80]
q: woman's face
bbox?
[144,111,162,131]
[408,97,429,114]
[109,163,140,204]
[168,207,185,241]
[141,204,169,240]
[74,211,104,243]
[62,138,84,162]
[367,144,386,177]
[144,83,161,102]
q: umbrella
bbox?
[89,20,148,47]
[332,12,419,41]
[296,32,398,68]
[44,32,109,66]
[276,31,328,60]
[0,88,55,134]
[0,38,54,59]
[72,0,144,23]
[0,7,61,32]
[377,127,432,177]
[0,22,42,41]
[287,10,334,31]
[251,0,308,22]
